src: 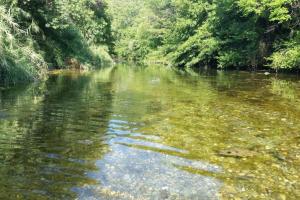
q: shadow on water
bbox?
[0,65,299,199]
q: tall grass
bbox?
[0,5,47,84]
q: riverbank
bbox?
[0,1,113,85]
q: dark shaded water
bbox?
[0,65,299,199]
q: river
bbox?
[0,65,299,199]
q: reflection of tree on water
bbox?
[0,69,114,199]
[1,66,299,199]
[70,66,222,199]
[103,66,300,199]
[270,78,299,101]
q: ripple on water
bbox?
[73,119,222,199]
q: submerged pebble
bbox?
[217,148,257,158]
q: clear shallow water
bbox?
[0,65,299,199]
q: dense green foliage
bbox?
[0,3,47,83]
[109,0,300,70]
[0,0,113,84]
[107,0,172,63]
[1,0,299,83]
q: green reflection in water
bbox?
[0,70,113,199]
[0,65,299,199]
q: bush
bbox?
[0,0,114,84]
[269,33,300,70]
[0,5,47,84]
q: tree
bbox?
[0,0,114,84]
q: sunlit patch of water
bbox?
[74,119,222,199]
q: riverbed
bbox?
[0,65,299,199]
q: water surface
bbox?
[0,65,299,199]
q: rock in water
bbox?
[218,148,256,158]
